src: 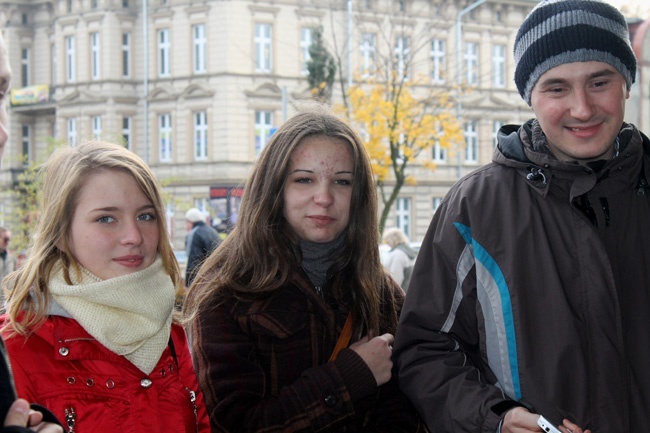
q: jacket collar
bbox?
[494,120,648,201]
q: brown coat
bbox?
[186,271,426,433]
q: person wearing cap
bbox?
[394,1,648,432]
[184,208,220,287]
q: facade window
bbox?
[396,197,411,236]
[493,120,504,148]
[254,110,273,154]
[300,27,312,75]
[395,36,410,79]
[432,140,447,162]
[123,0,129,7]
[67,118,77,147]
[492,44,506,88]
[431,38,445,84]
[158,28,170,77]
[90,32,100,80]
[464,120,478,163]
[51,44,57,84]
[122,116,132,149]
[122,33,131,78]
[21,48,29,87]
[91,0,98,9]
[159,113,172,162]
[465,41,479,85]
[254,23,272,73]
[65,35,75,83]
[92,115,102,139]
[21,13,28,25]
[194,111,208,160]
[21,125,30,167]
[432,197,443,214]
[360,33,376,78]
[193,24,206,74]
[67,0,72,13]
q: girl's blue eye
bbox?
[138,213,157,221]
[97,216,115,223]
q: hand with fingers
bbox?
[501,407,591,433]
[349,333,394,386]
[3,399,63,433]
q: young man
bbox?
[394,1,647,432]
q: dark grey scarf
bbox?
[300,232,346,289]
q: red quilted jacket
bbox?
[2,316,210,433]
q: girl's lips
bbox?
[309,215,335,225]
[114,256,144,268]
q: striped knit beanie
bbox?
[514,0,636,105]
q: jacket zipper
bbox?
[186,387,199,433]
[64,405,76,433]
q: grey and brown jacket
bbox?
[395,120,650,432]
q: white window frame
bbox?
[300,27,312,75]
[92,115,102,139]
[193,24,207,74]
[464,120,478,163]
[122,116,132,149]
[158,28,171,77]
[432,197,443,214]
[90,32,100,80]
[360,33,376,78]
[396,197,411,236]
[395,36,410,79]
[465,41,478,85]
[492,44,506,88]
[67,118,77,147]
[65,35,75,83]
[122,33,131,78]
[254,23,272,73]
[51,43,57,84]
[255,110,273,154]
[194,111,208,160]
[433,140,447,162]
[493,120,504,149]
[21,124,30,167]
[431,38,445,84]
[159,113,172,162]
[21,48,30,87]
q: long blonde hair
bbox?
[3,141,179,335]
[184,110,397,336]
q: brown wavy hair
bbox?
[3,141,180,335]
[184,109,396,335]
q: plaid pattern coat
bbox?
[187,271,426,433]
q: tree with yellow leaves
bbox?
[348,74,463,234]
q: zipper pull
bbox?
[186,387,199,433]
[64,406,76,433]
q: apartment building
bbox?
[2,0,554,246]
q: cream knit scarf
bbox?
[49,257,175,374]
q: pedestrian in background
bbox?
[1,141,210,433]
[381,227,417,291]
[0,227,16,309]
[0,29,63,433]
[395,1,648,432]
[184,110,425,432]
[184,208,220,287]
